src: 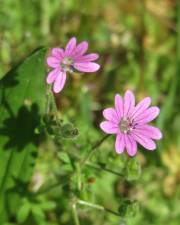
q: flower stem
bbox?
[77,199,104,211]
[68,147,124,177]
[80,134,109,167]
[86,162,124,177]
[45,85,57,116]
[45,85,52,115]
[34,174,72,196]
[77,199,121,217]
[75,162,82,191]
[72,203,80,225]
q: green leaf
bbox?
[0,48,47,222]
[40,201,56,210]
[57,152,71,164]
[3,223,16,225]
[17,203,31,223]
[32,205,45,224]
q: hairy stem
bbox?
[76,162,82,191]
[34,174,72,196]
[45,85,52,115]
[80,134,109,167]
[35,135,110,196]
[72,203,80,225]
[86,162,124,177]
[77,199,121,217]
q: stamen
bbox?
[61,57,74,73]
[119,117,133,134]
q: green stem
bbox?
[77,199,121,217]
[45,85,52,115]
[138,0,145,92]
[41,0,50,37]
[46,85,62,128]
[77,199,104,211]
[34,174,72,196]
[76,163,82,191]
[80,134,109,167]
[35,135,109,196]
[45,85,58,115]
[86,162,124,177]
[72,203,80,225]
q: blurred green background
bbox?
[0,0,179,225]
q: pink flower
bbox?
[100,90,162,156]
[46,37,100,93]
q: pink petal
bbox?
[53,71,66,93]
[135,125,162,140]
[123,90,135,117]
[103,108,119,123]
[131,132,156,150]
[131,97,151,119]
[65,37,77,56]
[46,68,59,84]
[74,62,100,72]
[115,133,125,154]
[73,41,88,57]
[100,121,118,134]
[74,53,99,62]
[124,135,137,156]
[115,94,123,120]
[52,48,64,59]
[136,106,160,124]
[47,56,60,68]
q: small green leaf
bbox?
[17,203,30,223]
[58,152,71,164]
[40,201,56,210]
[32,205,45,224]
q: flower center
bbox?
[61,57,74,73]
[119,117,133,134]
